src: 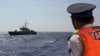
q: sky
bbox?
[0,0,100,32]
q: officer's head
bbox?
[67,3,96,29]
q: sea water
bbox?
[0,32,72,56]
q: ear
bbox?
[91,18,94,23]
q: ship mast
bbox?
[24,21,28,27]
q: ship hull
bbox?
[8,31,37,36]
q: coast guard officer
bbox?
[67,3,100,56]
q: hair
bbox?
[71,16,94,24]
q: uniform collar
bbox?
[73,24,93,34]
[82,24,93,28]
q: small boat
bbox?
[8,22,37,36]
